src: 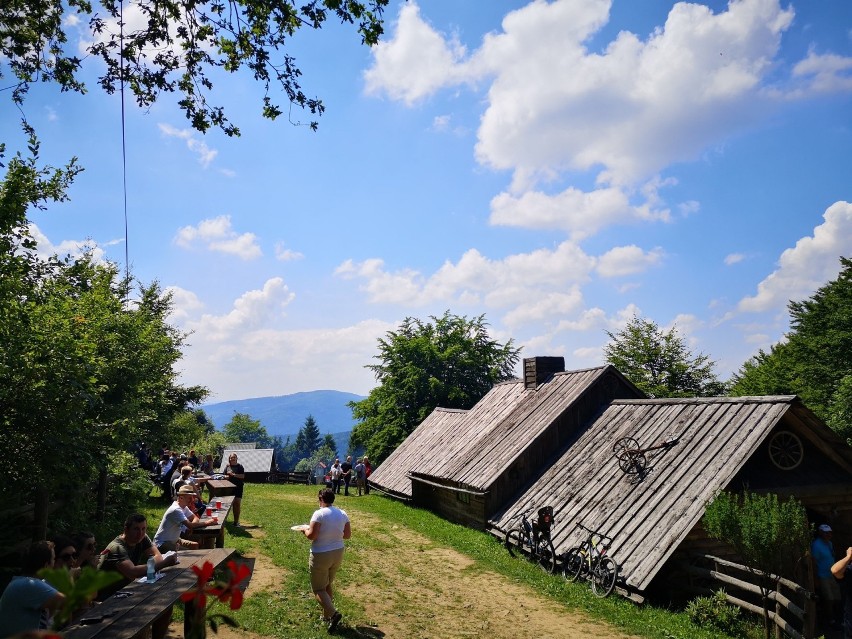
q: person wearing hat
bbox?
[153,485,216,552]
[813,523,841,632]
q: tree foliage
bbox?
[349,311,521,464]
[604,316,726,398]
[0,133,206,537]
[703,491,811,639]
[1,0,388,134]
[730,257,852,441]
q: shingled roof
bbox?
[489,396,852,593]
[219,448,274,474]
[369,364,642,499]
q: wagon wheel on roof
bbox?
[612,437,646,474]
[768,430,804,470]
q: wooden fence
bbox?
[678,553,816,638]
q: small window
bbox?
[768,430,804,470]
[457,491,470,504]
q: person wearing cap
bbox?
[831,545,852,639]
[813,523,841,632]
[153,485,216,552]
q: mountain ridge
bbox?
[202,389,365,439]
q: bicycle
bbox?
[562,522,619,597]
[504,506,557,574]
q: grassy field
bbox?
[139,483,750,639]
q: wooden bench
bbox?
[64,547,236,639]
[268,471,310,484]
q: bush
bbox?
[687,589,743,635]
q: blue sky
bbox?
[3,0,851,402]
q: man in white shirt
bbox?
[153,485,215,552]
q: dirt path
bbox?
[171,510,636,639]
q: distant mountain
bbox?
[202,390,365,440]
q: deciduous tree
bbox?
[349,311,521,464]
[604,316,726,398]
[730,257,852,441]
[1,0,388,134]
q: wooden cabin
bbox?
[219,448,275,483]
[489,395,852,599]
[369,358,644,528]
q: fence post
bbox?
[774,578,782,638]
[803,552,815,639]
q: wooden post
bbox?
[774,579,782,638]
[803,552,816,639]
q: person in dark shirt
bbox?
[225,453,246,527]
[340,456,353,496]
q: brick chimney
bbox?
[523,356,565,390]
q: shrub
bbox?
[687,589,743,635]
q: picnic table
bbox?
[206,478,236,499]
[64,547,236,639]
[194,495,235,549]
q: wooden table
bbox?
[65,547,236,639]
[206,478,236,498]
[194,495,235,549]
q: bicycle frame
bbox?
[563,523,619,597]
[504,507,557,574]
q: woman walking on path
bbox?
[303,488,351,633]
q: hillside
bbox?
[202,390,364,439]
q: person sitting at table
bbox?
[98,513,178,639]
[224,453,246,527]
[188,449,199,467]
[0,541,66,637]
[200,454,214,474]
[153,484,216,552]
[71,531,99,570]
[171,462,193,495]
[51,534,77,572]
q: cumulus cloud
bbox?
[275,242,304,262]
[724,253,746,265]
[595,245,664,278]
[362,0,849,194]
[174,215,262,260]
[738,201,852,312]
[159,123,218,168]
[364,3,469,104]
[170,282,392,397]
[27,223,108,263]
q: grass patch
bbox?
[136,484,746,639]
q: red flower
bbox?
[180,561,217,609]
[180,560,250,612]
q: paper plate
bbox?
[290,524,309,531]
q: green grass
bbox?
[138,484,748,639]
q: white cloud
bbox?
[27,223,108,263]
[724,253,745,265]
[791,50,852,94]
[174,215,262,260]
[738,201,852,312]
[595,245,664,278]
[275,242,304,262]
[364,3,469,104]
[365,0,843,193]
[45,106,58,122]
[158,123,218,168]
[171,282,392,397]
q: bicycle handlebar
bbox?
[575,522,614,546]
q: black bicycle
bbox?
[562,522,618,597]
[504,506,557,574]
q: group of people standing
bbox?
[328,455,371,496]
[812,523,852,638]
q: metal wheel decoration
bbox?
[768,430,804,470]
[613,437,646,474]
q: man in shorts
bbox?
[153,484,216,552]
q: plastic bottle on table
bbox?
[147,556,156,583]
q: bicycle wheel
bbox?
[505,528,526,559]
[537,537,557,574]
[591,556,618,597]
[561,547,582,581]
[566,547,588,582]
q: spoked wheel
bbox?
[591,556,619,597]
[537,538,557,574]
[562,547,585,582]
[613,436,646,474]
[505,529,527,559]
